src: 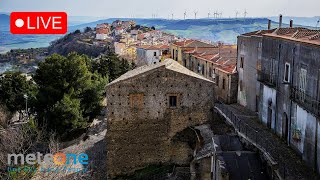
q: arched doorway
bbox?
[282,113,289,143]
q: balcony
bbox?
[257,70,277,87]
[291,87,320,117]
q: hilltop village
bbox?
[1,15,320,180]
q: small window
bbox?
[240,57,244,68]
[284,63,290,82]
[222,78,226,89]
[202,64,205,75]
[169,96,177,107]
[154,52,157,56]
[216,75,219,86]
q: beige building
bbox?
[106,59,215,178]
[170,39,216,64]
[181,46,238,104]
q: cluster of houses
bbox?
[105,16,320,178]
[94,20,179,62]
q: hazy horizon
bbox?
[1,0,319,19]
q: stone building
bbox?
[258,27,320,173]
[181,46,238,104]
[106,59,215,178]
[237,29,275,112]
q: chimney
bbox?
[279,14,283,28]
[290,19,293,28]
[268,19,271,30]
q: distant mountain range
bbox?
[0,14,318,54]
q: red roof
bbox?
[190,45,237,74]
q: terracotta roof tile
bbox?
[264,27,320,46]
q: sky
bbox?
[0,0,319,18]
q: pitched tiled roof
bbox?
[108,59,213,86]
[241,29,276,36]
[264,27,320,46]
[189,45,237,74]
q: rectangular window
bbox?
[202,64,205,75]
[154,52,157,56]
[284,63,290,82]
[240,80,243,91]
[222,78,226,89]
[240,57,244,68]
[216,75,219,86]
[169,96,177,107]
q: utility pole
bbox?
[23,94,28,121]
[211,137,218,180]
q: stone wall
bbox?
[106,66,215,178]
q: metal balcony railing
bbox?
[291,87,320,117]
[257,70,277,87]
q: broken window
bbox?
[169,96,177,107]
[299,68,307,101]
[284,63,290,83]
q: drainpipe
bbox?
[289,47,296,146]
[315,122,318,171]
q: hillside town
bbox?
[1,15,320,180]
[103,17,320,179]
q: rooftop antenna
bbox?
[184,11,187,20]
[244,10,248,18]
[194,11,198,19]
[235,11,239,19]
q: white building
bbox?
[136,45,169,66]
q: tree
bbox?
[34,53,107,136]
[0,72,36,113]
[84,27,92,33]
[151,26,156,30]
[93,52,133,81]
[74,29,81,34]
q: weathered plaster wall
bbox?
[237,35,262,112]
[260,84,277,128]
